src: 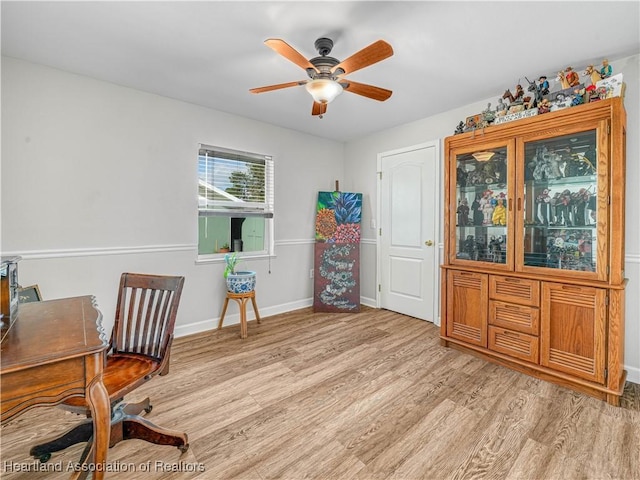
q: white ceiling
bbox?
[2,1,639,142]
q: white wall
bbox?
[2,53,639,383]
[344,54,640,383]
[1,56,345,336]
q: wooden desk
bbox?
[1,296,110,479]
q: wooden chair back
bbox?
[29,273,189,461]
[111,273,185,376]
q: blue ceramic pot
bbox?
[226,271,256,293]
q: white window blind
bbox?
[198,145,274,218]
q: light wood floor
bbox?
[2,307,639,480]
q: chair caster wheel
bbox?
[179,444,189,453]
[36,453,51,463]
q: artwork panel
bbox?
[313,243,360,312]
[315,191,363,243]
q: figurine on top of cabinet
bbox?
[557,70,570,90]
[454,121,465,135]
[551,92,572,111]
[571,88,586,106]
[583,65,602,90]
[525,76,544,108]
[502,84,525,107]
[537,98,551,114]
[593,85,608,101]
[565,66,580,87]
[538,76,550,95]
[514,84,525,103]
[457,198,470,226]
[482,103,496,125]
[495,97,508,116]
[600,58,613,79]
[464,116,478,131]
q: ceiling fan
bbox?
[250,37,393,117]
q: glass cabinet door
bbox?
[451,144,512,269]
[519,128,605,279]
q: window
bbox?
[198,145,274,258]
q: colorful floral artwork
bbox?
[313,191,362,312]
[315,191,362,243]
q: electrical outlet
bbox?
[309,269,314,279]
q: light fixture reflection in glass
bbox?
[472,151,495,162]
[305,79,343,104]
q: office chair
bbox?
[30,273,188,463]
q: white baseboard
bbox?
[174,298,314,338]
[174,296,379,338]
[361,296,377,308]
[626,365,640,385]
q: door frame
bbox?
[376,140,441,325]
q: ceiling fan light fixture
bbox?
[305,78,343,104]
[472,151,496,162]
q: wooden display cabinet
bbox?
[440,97,627,405]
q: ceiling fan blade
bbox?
[265,38,319,73]
[250,81,305,94]
[331,40,393,75]
[342,79,392,101]
[312,102,327,116]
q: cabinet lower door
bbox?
[446,271,488,347]
[540,282,606,383]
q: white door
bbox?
[378,141,439,323]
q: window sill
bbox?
[195,252,274,265]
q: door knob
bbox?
[425,240,434,246]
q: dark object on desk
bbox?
[18,284,42,304]
[30,272,188,463]
[1,256,21,328]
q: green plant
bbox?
[223,252,239,278]
[221,243,230,250]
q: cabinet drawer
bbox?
[488,326,539,364]
[489,300,539,335]
[490,275,540,306]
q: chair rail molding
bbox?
[4,244,195,260]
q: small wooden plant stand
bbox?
[218,291,261,339]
